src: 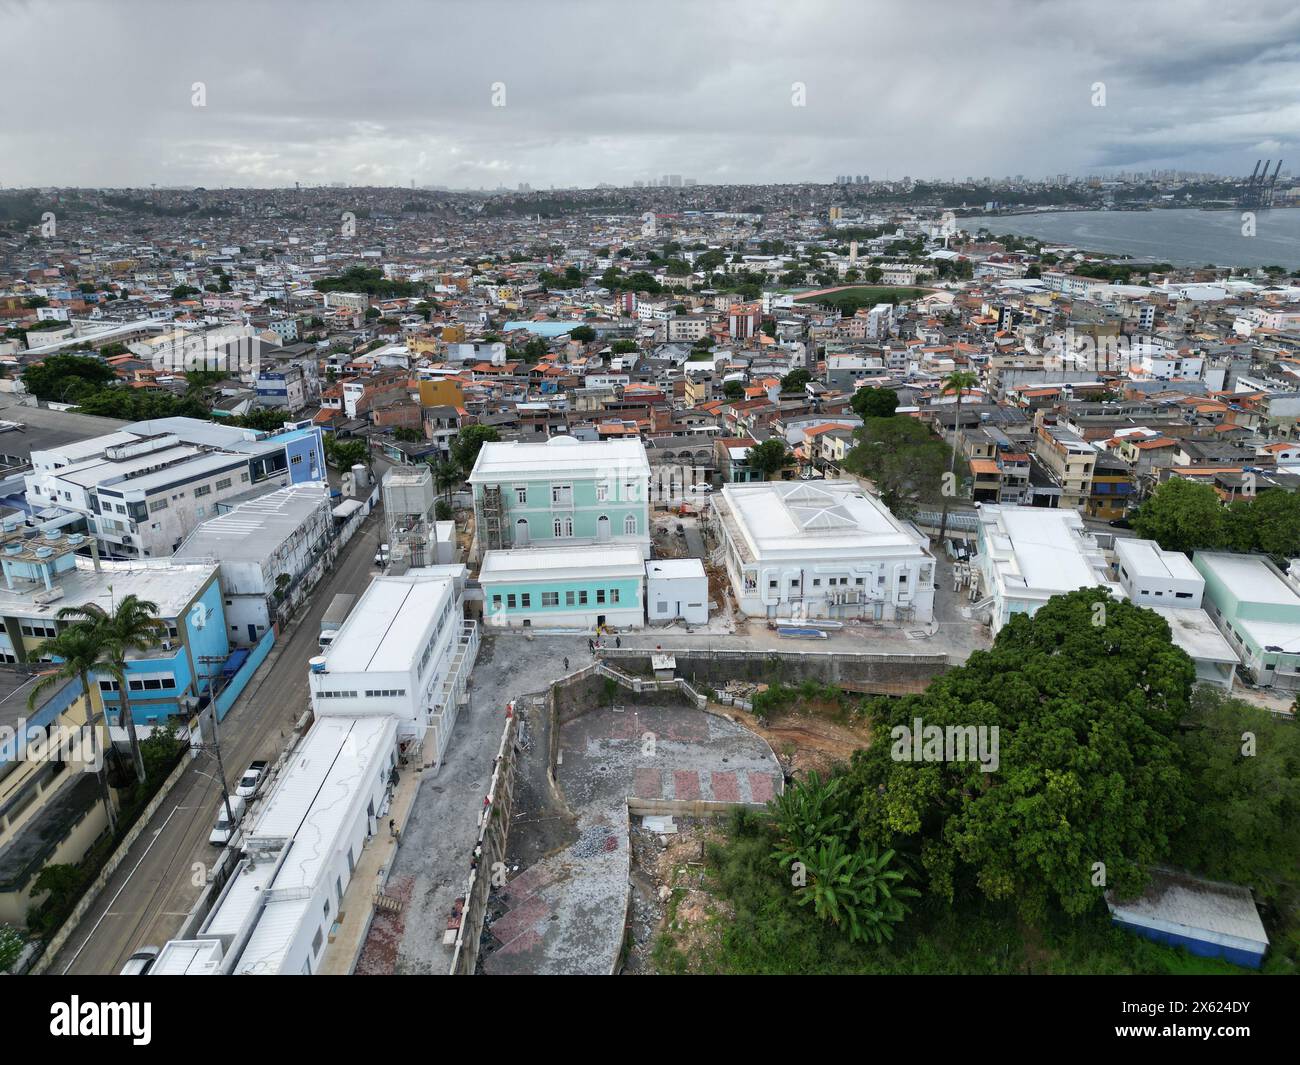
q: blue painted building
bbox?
[0,529,238,724]
[1107,867,1270,969]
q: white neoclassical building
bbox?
[711,479,935,622]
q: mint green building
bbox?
[468,437,651,561]
[1193,551,1300,690]
[479,545,646,629]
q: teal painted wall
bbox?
[484,576,642,617]
[474,477,648,546]
[1195,555,1300,671]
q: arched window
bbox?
[624,513,637,535]
[597,514,610,540]
[515,518,529,545]
[553,517,563,538]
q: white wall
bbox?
[646,574,708,625]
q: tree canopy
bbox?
[451,424,500,474]
[846,589,1194,920]
[1133,478,1300,559]
[1131,479,1226,553]
[843,416,952,517]
[747,438,790,480]
[850,385,898,419]
[1170,686,1300,908]
[780,368,812,393]
[22,354,116,402]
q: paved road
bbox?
[51,508,386,975]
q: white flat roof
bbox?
[1196,552,1300,607]
[468,436,650,482]
[230,714,396,975]
[721,479,926,561]
[1116,539,1202,583]
[480,545,645,584]
[645,558,706,580]
[323,573,455,674]
[980,505,1115,597]
[1150,606,1239,664]
[149,938,224,975]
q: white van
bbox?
[208,794,247,847]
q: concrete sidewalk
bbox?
[318,756,423,975]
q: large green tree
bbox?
[451,424,500,475]
[844,416,951,517]
[850,386,898,419]
[847,590,1194,920]
[1131,478,1226,553]
[747,439,790,480]
[781,368,812,393]
[1224,488,1300,560]
[1171,686,1300,905]
[22,354,116,402]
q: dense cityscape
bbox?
[0,0,1296,1041]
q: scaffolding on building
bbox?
[480,484,506,552]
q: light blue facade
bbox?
[485,576,643,626]
[270,426,327,485]
[481,480,647,549]
[97,577,233,724]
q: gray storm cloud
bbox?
[1,0,1297,187]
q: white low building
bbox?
[973,505,1121,633]
[645,558,709,626]
[1113,539,1236,688]
[712,479,935,622]
[1114,539,1205,608]
[174,481,334,645]
[151,713,397,976]
[478,545,645,630]
[309,567,478,768]
[1150,606,1238,689]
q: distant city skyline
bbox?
[1,0,1298,190]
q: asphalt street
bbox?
[50,506,386,975]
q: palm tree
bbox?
[58,596,164,785]
[27,624,119,834]
[432,460,461,505]
[937,369,979,542]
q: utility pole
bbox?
[192,703,236,829]
[195,656,236,827]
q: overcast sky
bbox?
[2,0,1298,189]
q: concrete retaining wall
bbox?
[449,709,518,975]
[595,646,949,695]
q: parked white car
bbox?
[208,794,247,847]
[236,760,268,798]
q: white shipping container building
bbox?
[151,567,480,976]
[151,714,397,976]
[309,568,478,768]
